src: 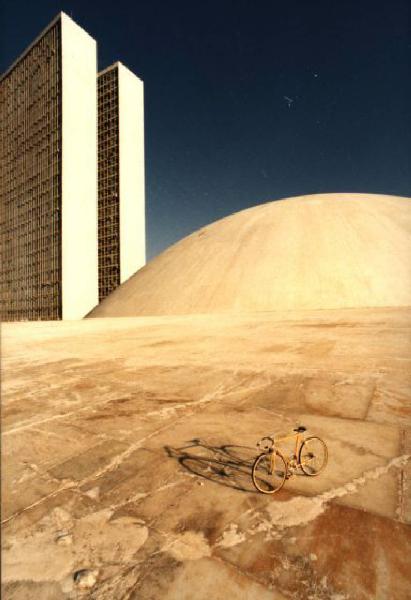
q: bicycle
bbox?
[252,426,328,494]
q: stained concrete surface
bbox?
[2,307,411,599]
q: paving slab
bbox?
[2,307,411,599]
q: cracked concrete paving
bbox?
[2,307,411,599]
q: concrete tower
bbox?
[0,13,98,321]
[97,62,146,302]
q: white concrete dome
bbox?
[89,193,411,317]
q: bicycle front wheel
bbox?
[299,436,328,476]
[252,451,287,494]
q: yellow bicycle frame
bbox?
[270,431,304,471]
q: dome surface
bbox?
[89,193,411,317]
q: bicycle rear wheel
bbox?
[299,436,328,476]
[252,451,287,494]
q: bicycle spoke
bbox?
[252,452,287,493]
[299,437,328,476]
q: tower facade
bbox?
[1,13,146,321]
[97,62,145,302]
[0,13,98,321]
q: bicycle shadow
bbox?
[164,438,258,492]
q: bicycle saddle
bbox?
[294,426,306,433]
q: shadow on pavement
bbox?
[164,438,258,492]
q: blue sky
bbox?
[2,0,410,258]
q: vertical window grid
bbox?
[97,67,120,302]
[0,23,62,321]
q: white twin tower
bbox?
[0,12,146,321]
